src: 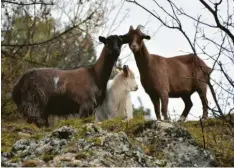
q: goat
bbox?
[12,35,126,127]
[121,25,212,121]
[95,65,138,122]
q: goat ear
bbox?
[143,34,151,40]
[136,25,144,30]
[117,36,123,43]
[119,34,130,44]
[99,36,106,44]
[129,25,134,31]
[123,65,129,77]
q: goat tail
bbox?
[194,54,212,74]
[17,87,48,127]
[13,80,47,118]
[23,88,47,115]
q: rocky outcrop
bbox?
[1,121,217,167]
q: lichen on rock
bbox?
[1,119,217,167]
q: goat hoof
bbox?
[178,116,186,122]
[164,117,170,122]
[156,117,162,121]
[202,116,208,120]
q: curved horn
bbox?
[136,25,151,40]
[136,25,144,30]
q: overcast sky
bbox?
[94,0,233,121]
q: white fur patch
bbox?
[54,77,59,89]
[107,80,113,90]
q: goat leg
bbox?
[180,95,193,121]
[161,92,169,120]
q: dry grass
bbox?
[184,116,234,167]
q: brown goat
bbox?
[121,25,212,121]
[12,35,126,127]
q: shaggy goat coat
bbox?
[95,66,138,122]
[12,35,125,127]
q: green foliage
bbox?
[133,106,151,117]
[132,97,151,118]
[184,116,234,167]
[1,15,97,119]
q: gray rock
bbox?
[12,139,31,153]
[134,121,217,167]
[2,121,217,167]
[50,126,75,139]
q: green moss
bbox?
[99,115,153,149]
[86,150,95,156]
[9,156,20,163]
[1,115,96,153]
[87,137,101,145]
[75,152,88,159]
[100,115,148,135]
[63,141,76,153]
[1,101,19,121]
[63,125,88,153]
[143,144,165,160]
[184,117,234,167]
[41,154,55,162]
[75,150,95,160]
[55,118,84,129]
[54,116,94,129]
[1,121,39,152]
[1,132,19,152]
[2,122,40,132]
[82,116,95,123]
[100,117,124,132]
[30,134,44,140]
[1,121,53,152]
[155,151,165,160]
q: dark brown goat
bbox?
[12,35,125,127]
[122,25,212,121]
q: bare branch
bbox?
[126,0,197,54]
[219,62,234,88]
[1,0,54,6]
[1,11,96,47]
[199,0,234,44]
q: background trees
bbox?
[1,0,112,118]
[2,0,233,123]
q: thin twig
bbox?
[199,117,206,149]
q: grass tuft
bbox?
[184,116,234,167]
